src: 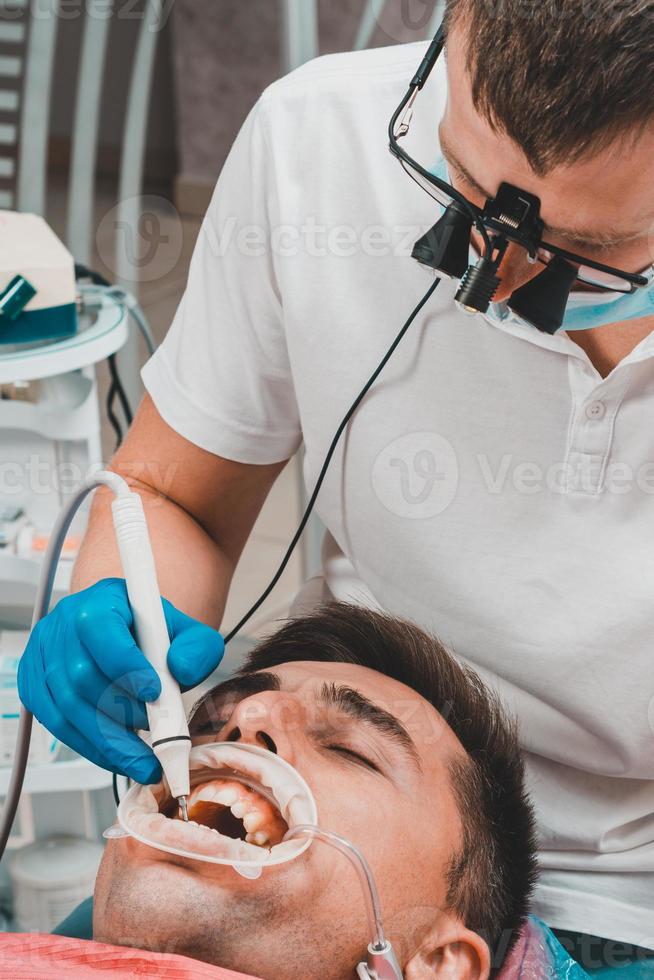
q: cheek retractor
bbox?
[105,742,318,880]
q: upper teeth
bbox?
[243,810,264,833]
[188,743,313,820]
[189,782,260,812]
[215,788,239,806]
[187,779,282,847]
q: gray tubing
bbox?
[0,472,128,862]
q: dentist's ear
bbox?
[403,919,491,980]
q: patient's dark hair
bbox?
[239,602,538,969]
[444,0,654,175]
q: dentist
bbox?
[19,1,654,971]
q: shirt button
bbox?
[586,400,607,420]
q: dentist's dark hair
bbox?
[444,0,654,175]
[241,602,538,971]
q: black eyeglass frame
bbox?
[388,27,651,295]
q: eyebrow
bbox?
[190,672,422,773]
[438,127,647,251]
[318,682,422,773]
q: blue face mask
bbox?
[559,277,654,332]
[431,154,654,333]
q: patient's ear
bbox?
[404,918,491,980]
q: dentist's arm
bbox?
[18,394,287,781]
[73,394,285,624]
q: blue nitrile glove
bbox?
[17,577,224,783]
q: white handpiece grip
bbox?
[111,493,190,799]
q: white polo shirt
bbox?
[142,42,654,947]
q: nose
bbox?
[219,690,302,765]
[492,240,543,302]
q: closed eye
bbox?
[327,744,380,773]
[190,718,230,739]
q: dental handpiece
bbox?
[111,491,191,821]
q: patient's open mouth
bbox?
[119,743,313,865]
[161,771,289,848]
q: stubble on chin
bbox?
[93,847,277,965]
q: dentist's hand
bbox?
[18,578,224,783]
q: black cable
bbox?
[389,85,492,254]
[100,270,438,804]
[75,263,111,288]
[76,265,134,443]
[107,354,133,427]
[106,381,123,450]
[224,277,441,644]
[75,263,136,434]
[400,157,450,209]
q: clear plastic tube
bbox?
[283,825,386,950]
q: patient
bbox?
[93,603,538,980]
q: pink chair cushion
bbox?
[0,933,263,979]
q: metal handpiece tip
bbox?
[179,797,189,822]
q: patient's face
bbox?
[94,660,466,979]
